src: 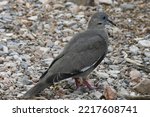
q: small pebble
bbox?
[120,3,135,10]
[129,45,139,55]
[138,40,150,47]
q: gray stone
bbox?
[65,13,72,18]
[5,62,16,68]
[73,90,83,95]
[0,51,6,56]
[0,29,5,32]
[0,12,13,22]
[144,51,150,57]
[96,72,109,79]
[63,20,76,27]
[99,0,114,5]
[0,44,3,50]
[21,54,31,62]
[2,45,8,53]
[0,1,8,6]
[63,28,73,33]
[65,2,74,7]
[108,70,120,74]
[67,0,95,6]
[108,70,120,78]
[143,57,150,63]
[13,54,21,61]
[107,78,114,84]
[118,87,129,95]
[7,43,18,49]
[109,65,119,70]
[108,45,113,52]
[25,68,33,76]
[39,0,48,4]
[21,76,33,85]
[62,36,72,42]
[21,61,28,69]
[9,51,19,56]
[54,40,61,46]
[138,40,150,47]
[80,18,86,24]
[42,58,54,65]
[75,14,84,20]
[103,58,112,64]
[28,16,38,21]
[129,45,139,55]
[46,40,54,48]
[39,47,50,53]
[92,91,102,99]
[65,2,79,14]
[121,3,135,10]
[44,24,50,29]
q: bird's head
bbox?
[88,12,116,29]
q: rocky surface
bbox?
[0,0,149,100]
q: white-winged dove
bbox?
[23,11,115,99]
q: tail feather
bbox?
[23,72,74,99]
[23,80,50,99]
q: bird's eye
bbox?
[103,16,106,20]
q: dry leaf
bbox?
[133,79,150,95]
[103,84,117,100]
[129,69,142,83]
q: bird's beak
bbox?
[107,19,116,26]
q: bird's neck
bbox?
[87,28,109,45]
[87,24,105,30]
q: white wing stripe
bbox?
[80,58,99,72]
[81,66,91,72]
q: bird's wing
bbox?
[39,32,82,79]
[44,32,108,82]
[40,32,87,79]
[39,53,65,79]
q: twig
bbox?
[124,95,150,100]
[122,51,150,73]
[123,51,144,67]
[125,58,144,67]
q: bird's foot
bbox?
[74,78,82,89]
[74,78,96,90]
[82,79,95,90]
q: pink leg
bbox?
[73,77,95,90]
[74,78,82,89]
[82,79,93,90]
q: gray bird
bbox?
[23,12,115,99]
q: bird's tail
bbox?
[23,72,74,99]
[23,79,51,99]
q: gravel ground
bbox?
[0,0,149,100]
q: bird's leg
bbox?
[73,77,95,90]
[82,79,93,90]
[74,77,82,89]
